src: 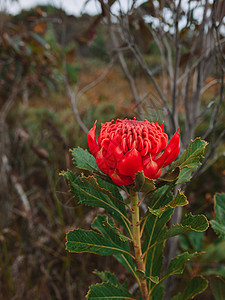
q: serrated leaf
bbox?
[136,270,159,284]
[165,213,209,240]
[92,215,130,243]
[162,252,198,280]
[91,215,138,282]
[62,170,131,236]
[80,174,130,217]
[148,275,159,284]
[134,171,145,191]
[213,194,225,221]
[142,212,208,274]
[148,190,188,218]
[188,231,204,252]
[93,270,128,289]
[200,240,225,263]
[211,221,225,240]
[71,148,113,184]
[149,252,199,296]
[143,208,174,291]
[151,284,164,300]
[176,166,195,184]
[66,229,134,257]
[181,213,209,231]
[93,270,119,286]
[169,138,207,184]
[158,167,180,182]
[203,266,225,278]
[72,147,100,172]
[211,193,225,240]
[86,282,135,299]
[149,185,174,210]
[210,276,225,300]
[170,138,208,170]
[148,206,165,217]
[169,190,189,208]
[133,171,155,193]
[171,276,208,300]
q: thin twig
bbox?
[171,0,181,129]
[129,42,176,129]
[101,1,144,120]
[64,56,116,134]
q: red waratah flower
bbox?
[88,118,180,185]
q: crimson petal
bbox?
[87,121,100,157]
[108,169,133,185]
[96,147,110,175]
[118,148,143,178]
[143,155,160,179]
[104,139,124,169]
[155,130,180,168]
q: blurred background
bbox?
[0,0,225,299]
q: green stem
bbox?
[130,190,148,300]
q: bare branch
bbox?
[64,56,116,134]
[177,37,225,84]
[131,42,177,129]
[100,0,144,119]
[65,83,89,134]
[171,0,181,129]
[192,66,224,180]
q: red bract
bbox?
[88,118,180,185]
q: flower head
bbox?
[88,118,180,185]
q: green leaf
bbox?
[203,266,225,278]
[91,215,138,281]
[176,167,195,184]
[169,138,208,184]
[211,221,225,240]
[210,276,225,300]
[70,148,112,183]
[200,240,225,263]
[93,270,128,289]
[134,171,155,193]
[170,138,208,170]
[179,231,204,252]
[143,207,174,290]
[171,276,208,300]
[93,270,120,286]
[149,185,174,210]
[142,212,207,276]
[62,170,131,236]
[136,270,159,284]
[92,215,130,243]
[147,190,188,218]
[158,167,180,182]
[162,252,198,280]
[211,193,225,239]
[148,206,166,218]
[165,213,209,240]
[66,229,134,257]
[151,284,164,300]
[80,174,130,217]
[181,213,209,231]
[86,282,135,299]
[148,275,159,284]
[169,190,189,208]
[72,147,99,172]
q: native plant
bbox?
[62,118,209,299]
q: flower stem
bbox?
[130,190,148,300]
